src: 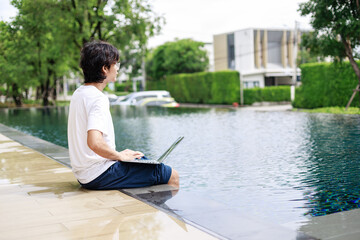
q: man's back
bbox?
[67,85,115,184]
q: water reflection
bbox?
[0,137,80,198]
[302,114,360,217]
[0,107,68,147]
[1,106,360,226]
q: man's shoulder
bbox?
[73,86,105,99]
[70,87,106,110]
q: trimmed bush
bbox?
[148,71,291,105]
[114,81,141,92]
[146,80,167,91]
[170,71,240,104]
[293,62,360,108]
[244,86,291,105]
[148,71,239,104]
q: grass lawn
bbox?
[0,100,71,108]
[295,107,360,115]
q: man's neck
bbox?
[84,82,107,92]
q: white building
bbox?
[213,28,306,88]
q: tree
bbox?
[60,0,163,73]
[146,39,209,81]
[297,34,325,65]
[0,21,38,106]
[1,0,162,106]
[299,0,360,107]
[11,0,75,106]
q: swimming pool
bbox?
[1,106,360,228]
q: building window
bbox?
[265,77,275,86]
[227,33,235,69]
[267,31,283,66]
[243,82,249,88]
[253,81,260,88]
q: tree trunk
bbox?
[42,79,50,106]
[52,76,60,102]
[36,86,41,100]
[342,37,360,107]
[43,61,56,106]
[24,88,29,100]
[5,84,10,101]
[11,83,22,107]
[51,86,57,101]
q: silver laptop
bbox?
[123,136,184,164]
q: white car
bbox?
[110,91,179,107]
[104,91,119,102]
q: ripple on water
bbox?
[1,106,360,226]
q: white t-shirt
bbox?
[67,85,116,184]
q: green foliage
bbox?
[0,21,37,106]
[298,0,360,86]
[293,62,360,108]
[299,0,360,59]
[299,31,346,61]
[1,0,162,106]
[114,81,140,92]
[146,80,167,91]
[0,86,5,95]
[243,86,291,105]
[146,39,209,81]
[104,81,141,94]
[297,45,324,65]
[8,0,76,106]
[22,99,42,105]
[55,100,71,107]
[148,71,238,104]
[147,71,290,105]
[114,82,132,92]
[297,107,360,115]
[208,71,238,104]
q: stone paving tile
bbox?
[0,131,217,240]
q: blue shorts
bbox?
[80,161,172,190]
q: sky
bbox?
[0,0,311,48]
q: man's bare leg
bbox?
[168,168,179,188]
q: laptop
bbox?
[122,136,184,164]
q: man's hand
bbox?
[88,130,144,161]
[118,149,144,161]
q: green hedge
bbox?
[147,71,239,104]
[146,80,167,91]
[147,71,291,105]
[243,86,291,105]
[293,62,360,108]
[114,81,141,92]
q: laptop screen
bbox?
[157,136,184,163]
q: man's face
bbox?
[105,62,119,83]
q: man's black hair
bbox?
[80,40,119,83]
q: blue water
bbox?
[1,106,360,226]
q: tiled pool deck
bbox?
[1,122,360,239]
[0,127,217,240]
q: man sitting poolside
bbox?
[67,40,179,190]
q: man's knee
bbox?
[168,168,179,188]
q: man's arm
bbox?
[87,130,143,161]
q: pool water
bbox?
[1,106,360,226]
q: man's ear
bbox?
[102,65,108,75]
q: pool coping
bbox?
[0,123,319,239]
[0,132,220,239]
[0,123,224,239]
